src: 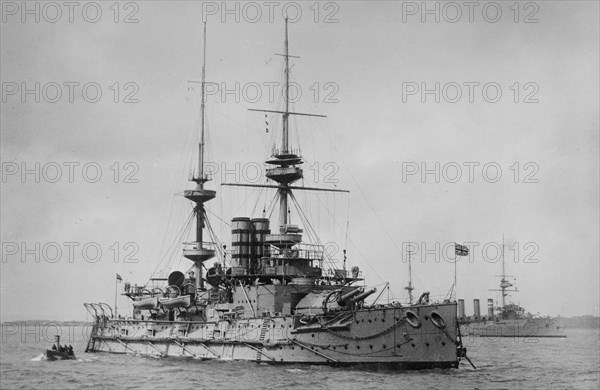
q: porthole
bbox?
[430,311,447,329]
[405,310,421,328]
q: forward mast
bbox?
[182,22,216,292]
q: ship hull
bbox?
[86,303,460,368]
[460,317,566,338]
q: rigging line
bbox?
[444,283,455,302]
[260,112,274,158]
[203,211,225,265]
[250,186,266,217]
[262,181,269,214]
[310,190,347,238]
[316,119,404,256]
[165,211,194,274]
[288,191,317,241]
[152,193,181,268]
[211,106,264,134]
[173,220,191,272]
[265,190,279,219]
[187,85,203,176]
[344,196,351,254]
[230,186,260,221]
[152,107,196,261]
[202,211,221,250]
[289,195,325,269]
[152,211,189,274]
[209,228,227,267]
[288,191,313,240]
[342,225,385,285]
[292,191,337,271]
[205,116,214,178]
[154,209,195,275]
[290,195,317,246]
[205,208,231,228]
[289,192,337,272]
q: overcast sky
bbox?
[1,1,598,321]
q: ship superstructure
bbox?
[84,20,470,368]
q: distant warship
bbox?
[84,20,472,368]
[459,240,566,338]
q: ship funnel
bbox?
[168,271,185,288]
[337,288,363,306]
[473,299,481,319]
[349,288,377,304]
[231,217,252,274]
[487,298,494,319]
[458,299,465,318]
[251,218,270,271]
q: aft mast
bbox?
[183,22,216,292]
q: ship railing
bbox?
[109,318,214,326]
[265,243,326,261]
[182,241,217,251]
[271,147,301,157]
[187,172,213,182]
[324,268,363,279]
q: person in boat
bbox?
[52,344,57,351]
[68,345,73,355]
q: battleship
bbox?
[458,239,566,338]
[83,21,472,369]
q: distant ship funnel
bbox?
[487,298,494,319]
[458,299,465,318]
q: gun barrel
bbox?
[337,288,363,306]
[349,288,377,303]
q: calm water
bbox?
[1,326,598,389]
